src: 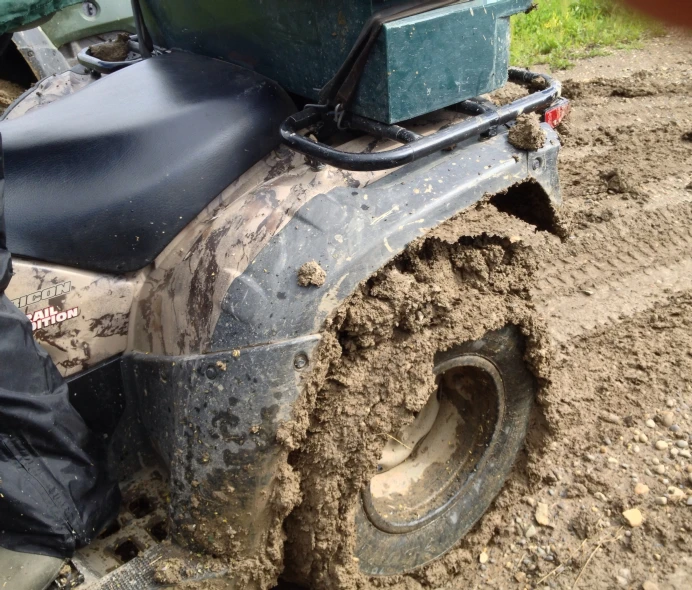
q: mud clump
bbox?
[0,79,25,111]
[508,113,547,151]
[297,261,326,287]
[89,33,130,62]
[283,204,556,590]
[601,169,631,194]
[487,81,529,106]
[155,558,191,585]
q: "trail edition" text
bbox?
[26,306,79,332]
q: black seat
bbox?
[0,51,295,273]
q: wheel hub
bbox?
[362,355,505,534]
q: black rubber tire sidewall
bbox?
[354,324,536,576]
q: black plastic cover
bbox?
[0,51,295,273]
[0,141,120,558]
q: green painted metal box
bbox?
[142,0,532,123]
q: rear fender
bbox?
[130,125,561,554]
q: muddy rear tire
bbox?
[354,325,535,575]
[284,222,546,590]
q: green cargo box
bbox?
[142,0,532,123]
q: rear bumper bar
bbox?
[280,68,561,172]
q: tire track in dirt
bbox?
[533,193,692,343]
[529,42,692,346]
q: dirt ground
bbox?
[275,31,692,590]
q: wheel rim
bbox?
[361,354,505,534]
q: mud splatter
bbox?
[0,79,24,112]
[297,261,326,287]
[508,113,547,151]
[89,33,130,62]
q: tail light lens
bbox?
[543,98,571,128]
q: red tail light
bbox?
[543,98,571,128]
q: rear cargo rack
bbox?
[280,68,561,172]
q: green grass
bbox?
[510,0,665,69]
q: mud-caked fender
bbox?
[128,126,560,558]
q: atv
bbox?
[0,1,569,588]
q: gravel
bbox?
[661,411,675,427]
[622,508,643,527]
[634,483,649,495]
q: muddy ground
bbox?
[276,32,692,590]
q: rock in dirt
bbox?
[642,581,660,590]
[479,551,489,564]
[655,440,668,451]
[89,33,130,62]
[507,113,546,151]
[634,483,649,496]
[602,169,631,194]
[601,412,622,425]
[623,508,643,527]
[297,261,326,287]
[645,419,656,429]
[524,524,538,539]
[667,487,685,503]
[660,412,675,427]
[535,503,551,526]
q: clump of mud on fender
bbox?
[508,113,547,151]
[280,203,558,590]
[0,79,24,112]
[298,260,326,287]
[89,32,130,62]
